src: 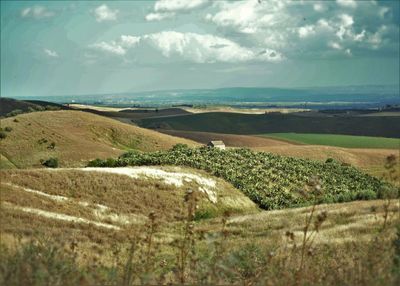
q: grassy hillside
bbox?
[89,145,395,210]
[261,133,400,149]
[0,110,197,168]
[136,112,400,138]
[0,167,257,226]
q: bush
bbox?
[87,158,104,167]
[6,109,23,117]
[4,127,12,132]
[0,131,6,140]
[41,157,59,168]
[45,105,61,111]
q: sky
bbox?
[1,0,399,97]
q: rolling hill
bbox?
[0,110,198,168]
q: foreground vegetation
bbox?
[88,145,395,210]
[261,133,400,149]
[1,155,399,285]
[1,194,399,285]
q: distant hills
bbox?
[8,85,400,109]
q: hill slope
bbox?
[0,167,257,228]
[0,110,197,168]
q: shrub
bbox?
[41,157,59,168]
[45,105,61,111]
[4,127,12,132]
[0,131,6,140]
[6,109,23,117]
[194,209,215,220]
[325,158,334,163]
[87,158,102,167]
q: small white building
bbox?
[207,140,226,150]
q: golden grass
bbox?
[0,110,198,168]
[0,167,257,229]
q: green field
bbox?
[260,133,400,149]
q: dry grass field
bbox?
[0,111,198,168]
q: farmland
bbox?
[260,133,400,149]
[135,112,400,138]
[88,145,395,210]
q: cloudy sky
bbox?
[1,0,399,97]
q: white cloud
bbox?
[205,0,265,34]
[93,4,118,22]
[91,42,126,55]
[367,25,387,49]
[298,25,315,38]
[354,30,366,42]
[144,31,282,63]
[313,3,325,12]
[336,0,357,8]
[145,12,175,21]
[21,6,55,19]
[154,0,209,12]
[328,41,343,50]
[205,0,295,35]
[120,35,141,48]
[90,31,283,63]
[339,14,354,27]
[146,0,209,21]
[44,49,59,58]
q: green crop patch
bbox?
[260,133,400,149]
[88,145,396,210]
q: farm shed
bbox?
[207,140,226,150]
